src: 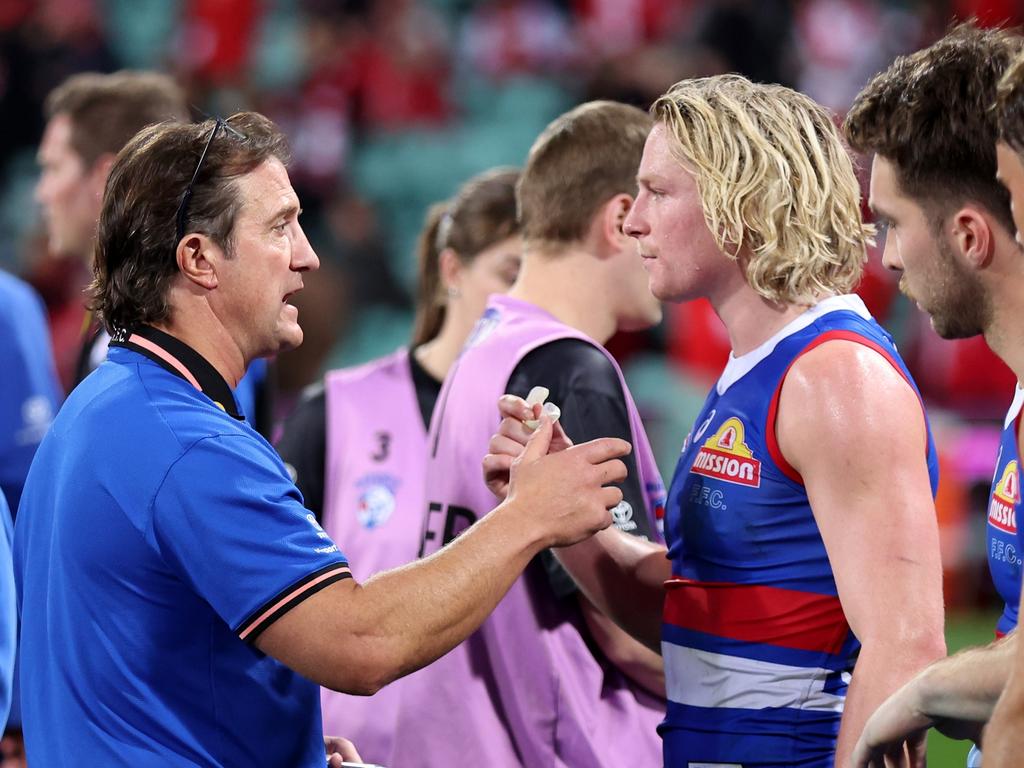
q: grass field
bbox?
[926,610,1001,766]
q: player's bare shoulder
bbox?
[776,338,927,470]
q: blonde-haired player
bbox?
[488,74,945,767]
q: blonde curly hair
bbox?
[652,75,872,305]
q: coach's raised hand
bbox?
[504,412,629,547]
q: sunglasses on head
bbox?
[174,118,246,244]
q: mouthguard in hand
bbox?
[523,386,561,430]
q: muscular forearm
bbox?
[258,499,549,695]
[916,632,1015,724]
[338,503,547,691]
[580,596,666,697]
[555,528,668,651]
[853,637,1008,764]
[984,632,1024,763]
[260,423,629,695]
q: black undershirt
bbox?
[276,350,441,521]
[507,338,654,598]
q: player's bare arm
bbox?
[580,595,666,697]
[777,339,946,768]
[257,417,629,694]
[983,637,1024,764]
[487,393,665,690]
[486,394,670,652]
[553,526,669,654]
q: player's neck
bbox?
[711,282,811,357]
[975,240,1024,382]
[983,283,1024,385]
[508,248,617,344]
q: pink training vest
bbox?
[392,295,665,767]
[319,348,430,766]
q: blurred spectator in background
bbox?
[34,70,188,389]
[271,187,409,427]
[0,267,60,767]
[0,271,59,515]
[0,0,117,174]
[460,0,576,81]
[0,492,16,738]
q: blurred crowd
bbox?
[0,0,1021,613]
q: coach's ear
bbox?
[950,205,994,271]
[176,233,222,290]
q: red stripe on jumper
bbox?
[663,577,850,656]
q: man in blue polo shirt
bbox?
[0,491,15,731]
[0,269,59,753]
[14,111,631,767]
[0,271,60,516]
[35,70,273,437]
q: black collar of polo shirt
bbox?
[110,325,244,420]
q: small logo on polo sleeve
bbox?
[306,513,338,553]
[16,395,53,445]
[689,417,762,487]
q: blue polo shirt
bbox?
[0,491,15,730]
[14,325,351,767]
[0,271,60,514]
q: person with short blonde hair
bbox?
[516,100,654,250]
[486,74,945,767]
